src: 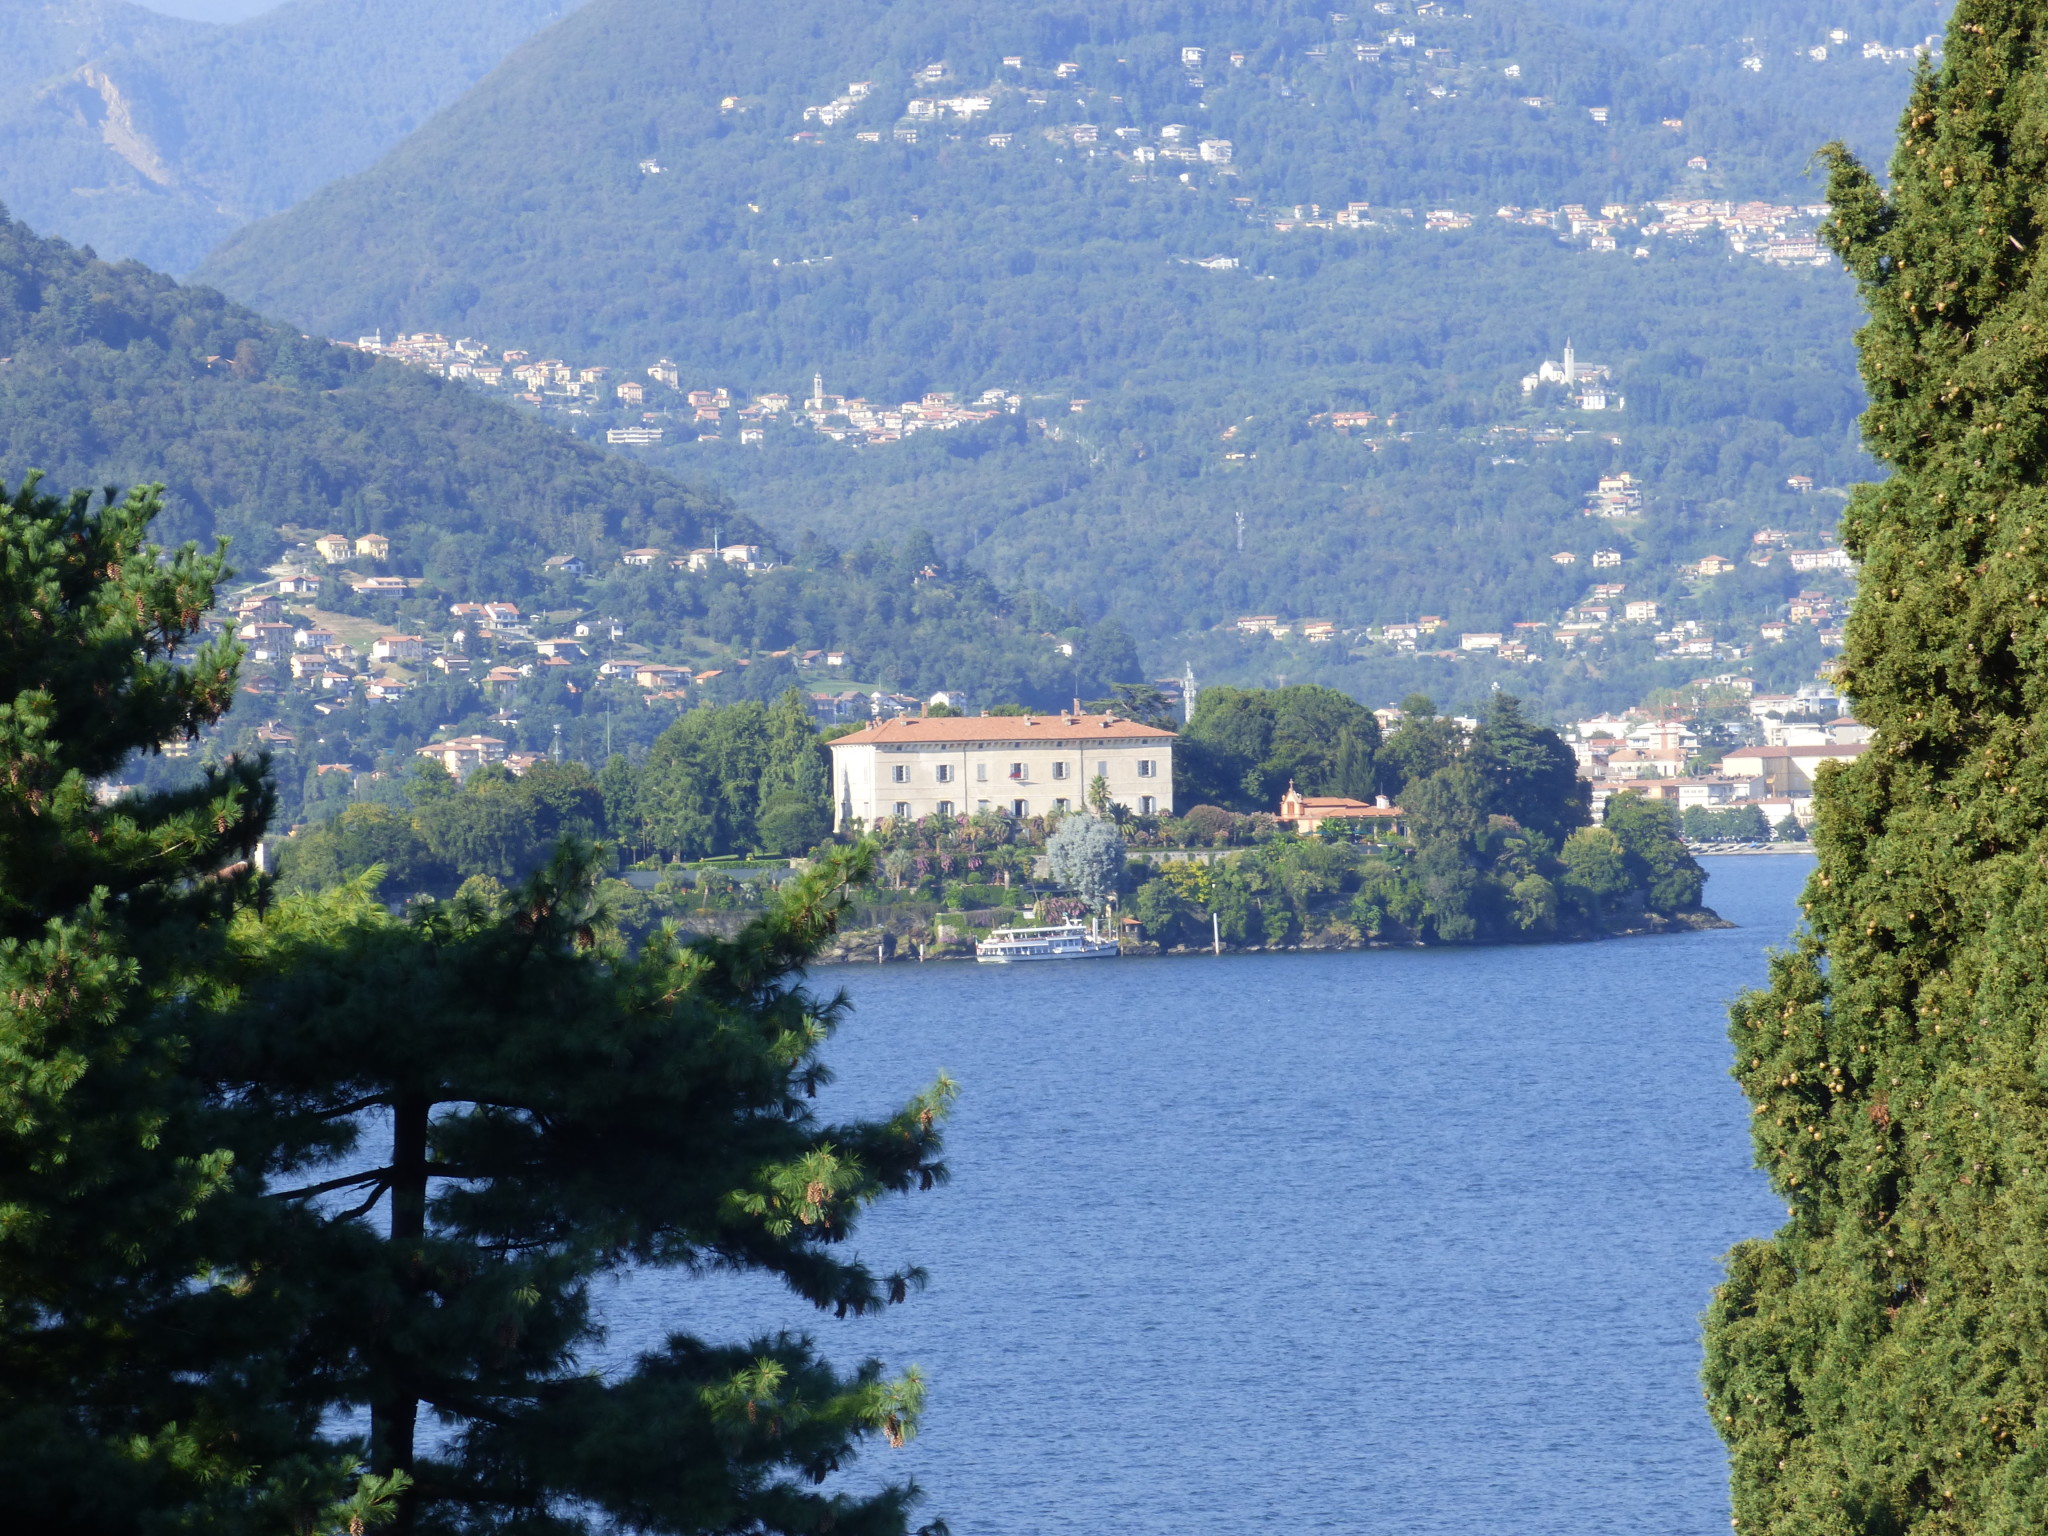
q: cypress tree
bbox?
[1704,6,2048,1527]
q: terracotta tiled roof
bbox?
[829,714,1175,745]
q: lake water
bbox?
[599,854,1808,1535]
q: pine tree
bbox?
[0,476,368,1529]
[1703,7,2048,1528]
[0,475,953,1533]
[211,842,953,1534]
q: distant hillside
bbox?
[197,0,1940,347]
[182,0,1971,718]
[0,0,587,273]
[1522,0,1949,63]
[0,207,736,594]
[0,210,1145,791]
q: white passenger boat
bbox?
[974,921,1119,963]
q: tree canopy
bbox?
[1177,683,1381,812]
[1703,6,2048,1528]
[0,478,955,1534]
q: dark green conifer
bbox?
[0,475,336,1528]
[1704,6,2048,1527]
[0,474,952,1534]
[217,844,952,1534]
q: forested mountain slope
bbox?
[201,0,1930,343]
[0,0,587,273]
[0,209,735,595]
[192,0,1939,706]
[0,210,1144,772]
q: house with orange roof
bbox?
[1276,783,1402,835]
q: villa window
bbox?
[1054,797,1071,811]
[1009,762,1026,780]
[937,801,955,818]
[976,762,988,781]
[1140,795,1157,815]
[893,802,911,819]
[891,763,910,784]
[1095,760,1109,779]
[1012,798,1028,817]
[1052,761,1070,780]
[1137,759,1157,778]
[935,763,954,783]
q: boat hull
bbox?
[975,943,1119,964]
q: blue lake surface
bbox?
[599,854,1809,1534]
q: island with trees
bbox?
[269,674,1716,958]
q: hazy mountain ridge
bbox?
[0,0,588,273]
[0,0,203,79]
[196,0,1927,349]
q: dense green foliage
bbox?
[1701,6,2048,1528]
[0,481,956,1532]
[0,474,341,1530]
[1682,803,1773,841]
[0,0,584,273]
[1176,683,1380,810]
[226,846,953,1535]
[1135,693,1703,944]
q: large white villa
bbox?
[827,713,1176,829]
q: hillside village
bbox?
[348,186,1830,463]
[343,332,1027,451]
[199,526,1861,846]
[1259,194,1834,269]
[1229,462,1853,669]
[211,1,1892,845]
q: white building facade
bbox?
[827,714,1176,829]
